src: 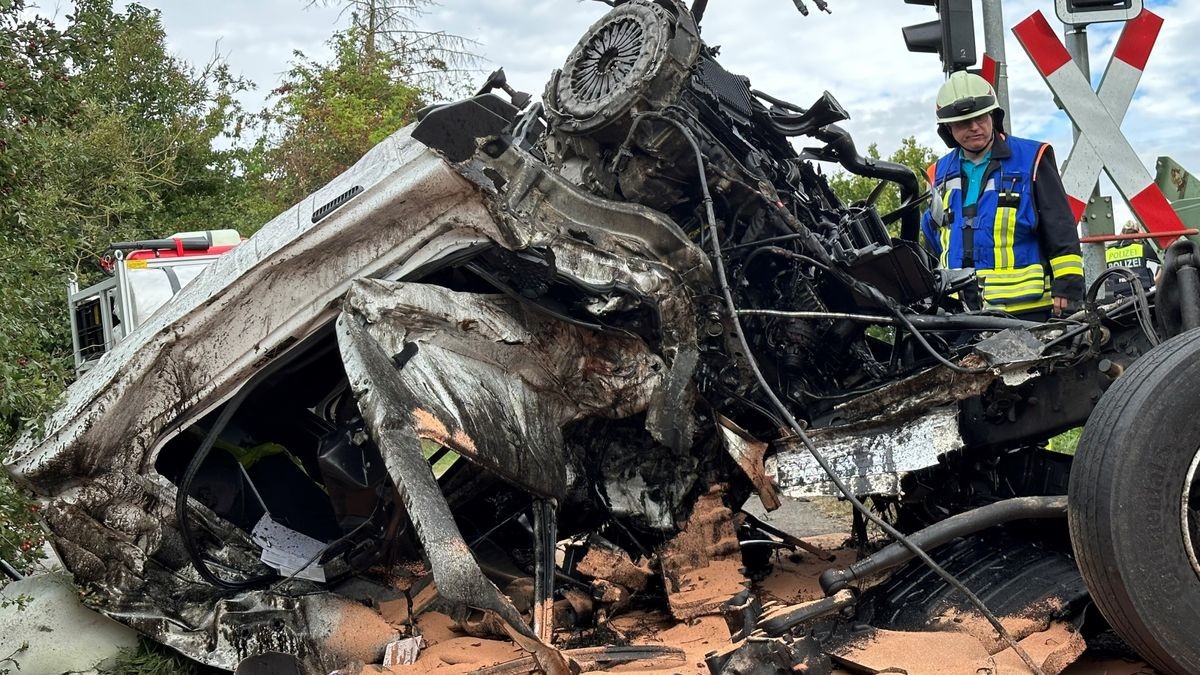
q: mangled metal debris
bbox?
[768,406,963,498]
[657,486,747,620]
[2,0,1191,672]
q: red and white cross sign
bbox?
[1013,9,1184,249]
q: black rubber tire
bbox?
[1069,327,1200,674]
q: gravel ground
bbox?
[742,494,851,538]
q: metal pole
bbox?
[1063,25,1091,139]
[981,0,1010,131]
[1063,22,1108,287]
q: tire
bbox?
[1069,327,1200,674]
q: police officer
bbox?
[1104,221,1160,296]
[921,72,1084,320]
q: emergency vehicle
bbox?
[66,229,243,374]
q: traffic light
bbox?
[902,0,976,73]
[1056,0,1143,25]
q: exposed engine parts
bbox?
[7,1,1200,674]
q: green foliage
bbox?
[258,26,425,209]
[0,478,42,574]
[1048,427,1082,455]
[0,0,268,447]
[827,136,939,236]
[0,0,275,580]
[100,639,221,675]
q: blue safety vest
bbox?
[922,136,1079,313]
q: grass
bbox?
[99,640,222,675]
[1048,427,1082,455]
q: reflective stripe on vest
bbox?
[1104,243,1154,293]
[1105,242,1145,264]
[1050,253,1085,277]
[929,136,1053,310]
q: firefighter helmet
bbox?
[936,71,1000,124]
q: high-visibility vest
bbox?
[1104,241,1156,294]
[922,136,1083,313]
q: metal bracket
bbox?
[1055,0,1142,26]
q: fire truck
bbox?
[66,229,243,374]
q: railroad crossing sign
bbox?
[1013,9,1185,249]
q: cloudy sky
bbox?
[36,0,1200,224]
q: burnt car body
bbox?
[7,1,1200,673]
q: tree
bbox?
[308,0,480,96]
[827,136,939,235]
[0,0,266,572]
[257,27,426,210]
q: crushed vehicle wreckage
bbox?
[6,0,1200,673]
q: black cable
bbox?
[749,88,806,113]
[712,383,787,429]
[174,348,307,590]
[740,246,834,276]
[726,232,804,251]
[629,110,1046,675]
[800,380,893,401]
[890,309,992,374]
[1086,268,1158,347]
[1042,293,1149,350]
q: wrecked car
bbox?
[6,0,1200,673]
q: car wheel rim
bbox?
[1183,446,1200,582]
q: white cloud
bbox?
[62,0,1200,228]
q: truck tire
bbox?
[1069,327,1200,674]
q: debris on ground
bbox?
[4,0,1195,672]
[659,486,748,621]
[305,528,1147,674]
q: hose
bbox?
[625,110,1046,675]
[1086,268,1159,347]
[812,124,922,242]
[819,496,1068,594]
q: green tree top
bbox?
[0,0,264,445]
[257,26,426,210]
[827,136,939,235]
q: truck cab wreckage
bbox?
[7,1,1200,673]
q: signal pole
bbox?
[981,0,1010,129]
[1056,0,1145,284]
[902,0,976,74]
[1062,21,1108,284]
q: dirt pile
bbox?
[333,531,1153,675]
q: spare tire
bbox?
[1069,327,1200,674]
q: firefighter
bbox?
[1104,221,1160,296]
[921,71,1084,320]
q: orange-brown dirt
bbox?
[356,533,1156,674]
[658,485,747,620]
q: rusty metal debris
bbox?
[658,486,747,620]
[574,537,652,593]
[475,644,687,675]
